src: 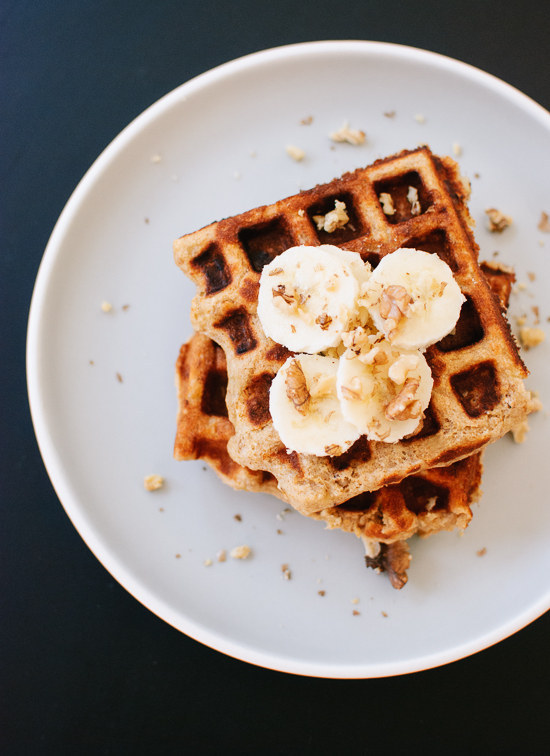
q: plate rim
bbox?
[26,39,550,679]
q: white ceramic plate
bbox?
[27,41,550,678]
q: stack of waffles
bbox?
[173,147,534,588]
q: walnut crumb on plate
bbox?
[329,121,366,145]
[519,326,545,349]
[486,207,513,232]
[143,474,164,491]
[230,545,251,560]
[538,211,550,232]
[101,301,113,312]
[286,144,305,161]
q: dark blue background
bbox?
[2,1,549,753]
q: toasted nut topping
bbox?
[285,359,310,413]
[379,285,412,337]
[144,474,164,491]
[268,267,284,276]
[385,377,421,420]
[538,211,550,233]
[407,186,421,215]
[272,284,297,308]
[324,444,342,455]
[286,144,305,161]
[379,192,395,216]
[315,313,333,330]
[230,545,251,559]
[329,122,366,145]
[486,207,513,232]
[313,200,349,233]
[519,326,545,349]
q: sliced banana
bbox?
[269,354,361,456]
[360,248,465,350]
[257,245,369,353]
[336,337,433,443]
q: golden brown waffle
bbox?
[175,330,482,538]
[174,335,283,499]
[174,147,532,514]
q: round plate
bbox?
[27,41,550,678]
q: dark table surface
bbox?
[3,1,549,753]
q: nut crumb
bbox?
[230,545,251,560]
[144,217,150,224]
[352,610,360,616]
[318,590,326,596]
[383,110,396,118]
[286,144,305,161]
[486,207,513,232]
[122,304,130,311]
[538,211,550,233]
[216,549,227,563]
[519,326,545,350]
[329,121,366,145]
[452,142,462,157]
[414,113,426,124]
[379,192,395,216]
[89,360,94,365]
[351,597,359,605]
[281,564,291,580]
[144,474,164,491]
[477,547,487,557]
[204,558,213,567]
[381,611,388,618]
[276,528,283,535]
[116,372,123,383]
[527,271,536,282]
[175,553,181,559]
[313,199,349,232]
[300,115,313,125]
[101,301,113,313]
[234,514,242,522]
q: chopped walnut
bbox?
[486,207,513,232]
[324,444,342,456]
[315,313,332,330]
[379,192,395,216]
[281,564,292,580]
[272,283,297,309]
[407,186,421,216]
[313,200,349,233]
[101,301,113,313]
[144,474,164,491]
[379,285,412,336]
[414,113,426,124]
[230,545,251,560]
[203,558,213,567]
[285,359,310,413]
[286,144,305,161]
[477,547,487,557]
[339,375,363,401]
[519,326,545,350]
[329,121,366,145]
[300,115,313,125]
[385,377,421,421]
[364,540,411,590]
[538,211,550,233]
[268,267,284,276]
[216,549,227,563]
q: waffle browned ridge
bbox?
[174,146,533,514]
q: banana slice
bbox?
[336,337,433,443]
[360,248,465,350]
[269,354,361,456]
[257,245,368,353]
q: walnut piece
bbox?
[379,192,395,216]
[379,285,412,336]
[486,207,513,232]
[285,359,310,413]
[385,377,421,421]
[329,122,366,145]
[364,541,411,590]
[407,185,421,216]
[144,474,164,491]
[230,545,251,560]
[286,144,305,161]
[313,200,349,233]
[315,313,332,330]
[538,211,550,233]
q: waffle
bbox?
[174,147,533,515]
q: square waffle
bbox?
[174,147,533,514]
[174,260,513,589]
